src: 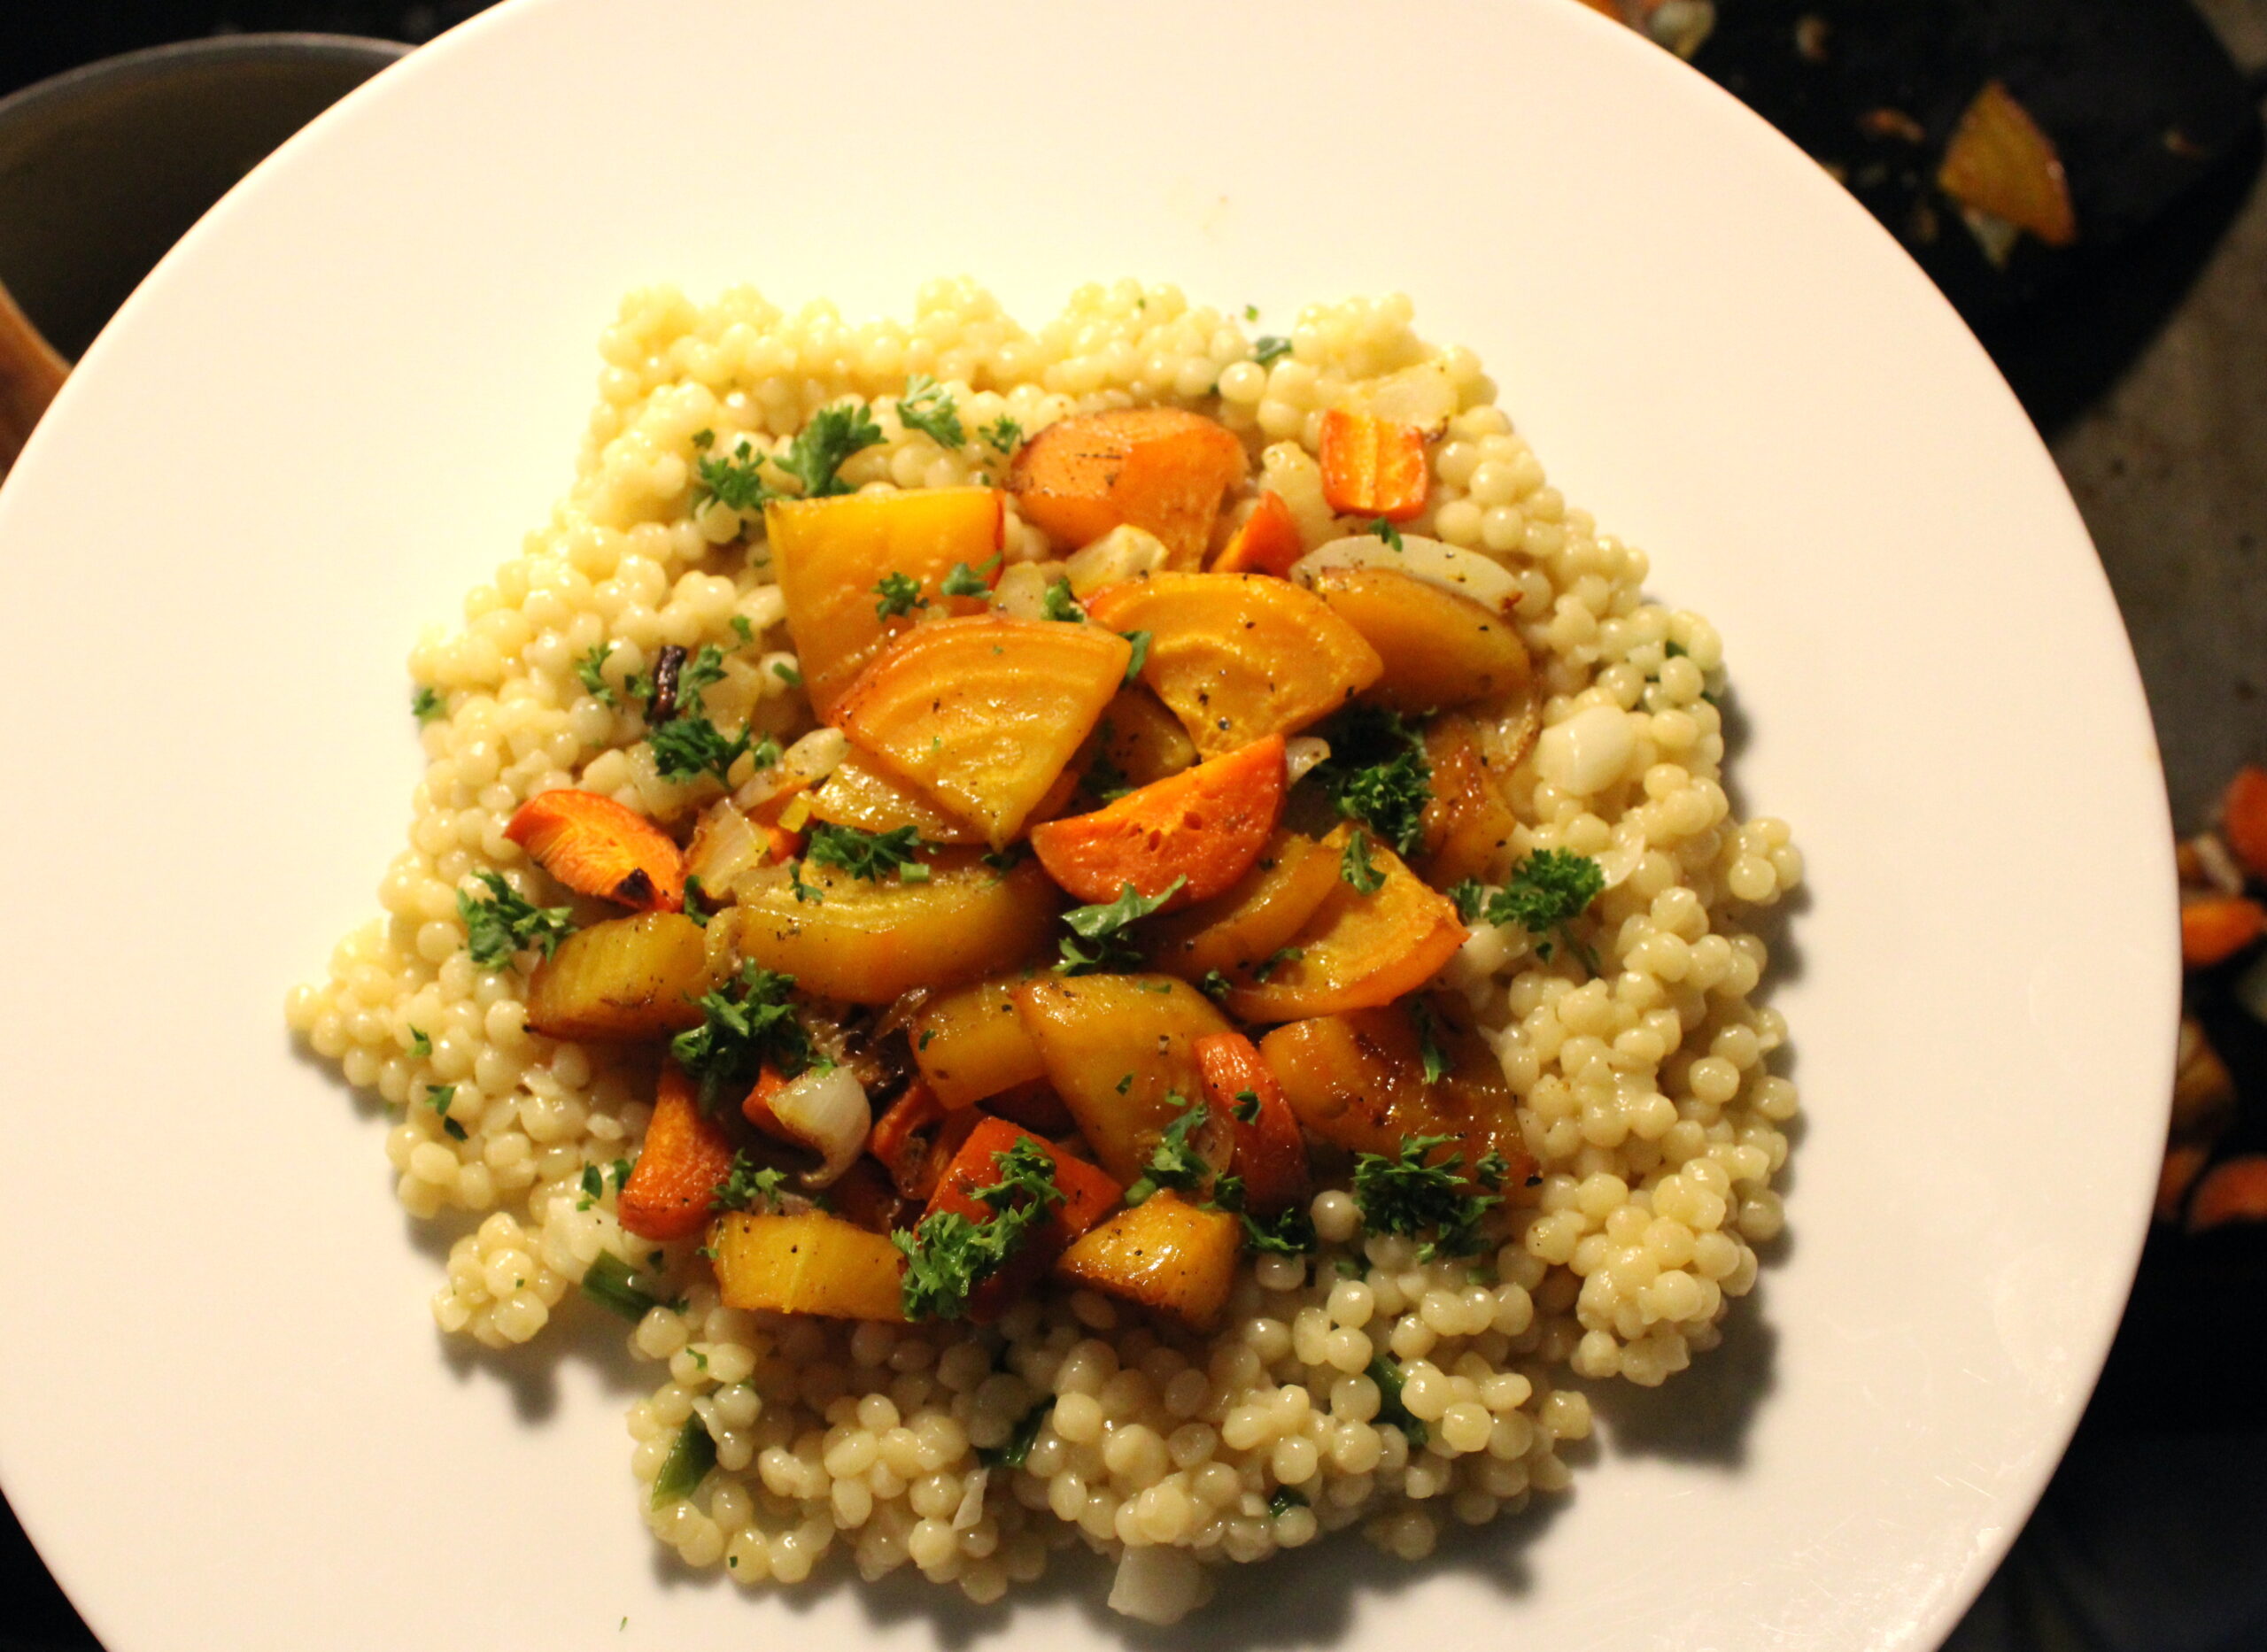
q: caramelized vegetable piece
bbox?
[1318,409,1428,521]
[720,848,1058,1004]
[2187,1154,2267,1234]
[982,1079,1078,1136]
[1142,827,1346,979]
[868,1083,974,1201]
[711,1209,909,1321]
[835,614,1130,847]
[1223,838,1466,1021]
[1938,80,2077,250]
[525,911,728,1040]
[767,486,1004,715]
[1014,973,1234,1185]
[805,749,982,845]
[1054,1192,1242,1332]
[685,799,794,901]
[618,1063,737,1242]
[1083,572,1382,757]
[825,1157,914,1235]
[1417,714,1521,887]
[2181,895,2266,969]
[1032,735,1286,907]
[1211,490,1304,576]
[1194,1031,1309,1214]
[506,788,685,911]
[1007,407,1249,568]
[2223,767,2267,879]
[923,1115,1125,1317]
[1095,687,1199,790]
[1311,567,1531,714]
[1259,1000,1533,1184]
[910,976,1050,1108]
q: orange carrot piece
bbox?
[1194,1031,1309,1214]
[922,1115,1123,1316]
[868,1083,976,1202]
[1211,490,1305,576]
[740,1063,788,1132]
[2180,895,2266,969]
[619,1063,739,1241]
[2187,1154,2267,1233]
[505,788,685,912]
[1029,734,1287,909]
[2223,767,2267,880]
[1319,409,1428,521]
[1007,407,1249,568]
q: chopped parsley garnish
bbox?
[1482,848,1606,965]
[805,822,926,883]
[1447,877,1488,923]
[1253,336,1293,367]
[770,660,801,687]
[408,1027,431,1059]
[1198,969,1234,1002]
[1410,1000,1451,1085]
[1341,828,1387,894]
[577,1163,606,1209]
[1334,1255,1364,1279]
[1231,1088,1261,1123]
[940,553,1002,598]
[1309,705,1431,855]
[977,1398,1056,1470]
[1079,740,1130,805]
[1211,1170,1247,1210]
[426,1084,456,1115]
[1268,1487,1308,1517]
[981,842,1032,874]
[673,644,728,707]
[692,439,776,513]
[669,962,816,1111]
[786,860,823,904]
[979,414,1023,454]
[1120,629,1152,683]
[874,571,929,619]
[1243,1204,1317,1255]
[643,645,764,788]
[412,686,444,723]
[1243,303,1261,322]
[1253,944,1304,981]
[772,402,883,498]
[1042,578,1085,623]
[1366,1355,1428,1448]
[652,1417,717,1508]
[575,643,617,706]
[1350,1133,1507,1262]
[1369,518,1404,552]
[458,870,575,969]
[681,875,714,928]
[896,374,964,449]
[1116,1073,1134,1094]
[1055,877,1185,974]
[581,1252,660,1321]
[710,1153,789,1213]
[1124,1096,1209,1204]
[894,1139,1064,1321]
[731,615,755,645]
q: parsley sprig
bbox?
[805,822,929,884]
[894,1139,1064,1321]
[710,1153,789,1214]
[896,374,964,449]
[979,414,1023,455]
[1124,1097,1210,1204]
[458,871,575,969]
[1042,578,1085,623]
[1056,878,1185,974]
[1350,1134,1510,1262]
[692,404,885,515]
[1341,828,1387,894]
[669,962,816,1112]
[575,642,617,706]
[874,571,928,619]
[645,643,773,788]
[1451,849,1605,967]
[941,553,1002,598]
[1310,706,1431,855]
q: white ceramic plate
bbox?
[0,0,2175,1648]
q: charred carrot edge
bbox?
[2180,895,2266,969]
[1029,734,1287,908]
[1193,1031,1310,1214]
[2223,768,2267,881]
[2187,1154,2267,1233]
[925,1116,1122,1241]
[1211,491,1305,576]
[870,1083,973,1202]
[504,788,685,912]
[740,1064,789,1132]
[1319,409,1428,521]
[619,1063,739,1242]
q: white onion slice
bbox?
[1065,524,1169,596]
[1336,359,1459,437]
[1284,736,1331,786]
[1293,532,1521,613]
[684,799,766,899]
[991,560,1059,621]
[733,726,847,813]
[763,1064,871,1188]
[1106,1546,1211,1625]
[1535,704,1636,798]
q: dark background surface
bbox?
[3,4,2266,1650]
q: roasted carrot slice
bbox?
[921,1115,1124,1317]
[2188,1154,2267,1233]
[1938,81,2077,250]
[1211,490,1305,576]
[2222,767,2267,880]
[1007,407,1249,568]
[619,1063,739,1242]
[739,1063,788,1132]
[868,1082,977,1201]
[505,789,685,911]
[1030,734,1286,908]
[1319,408,1428,521]
[834,614,1130,848]
[2180,895,2265,969]
[1223,837,1468,1022]
[1194,1031,1309,1214]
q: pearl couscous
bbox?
[287,280,1800,1620]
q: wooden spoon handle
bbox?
[0,276,69,475]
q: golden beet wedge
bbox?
[1309,566,1531,714]
[526,911,730,1041]
[1141,826,1346,981]
[1053,1192,1242,1332]
[1015,973,1233,1186]
[833,614,1130,849]
[1083,572,1382,757]
[711,1210,908,1322]
[1221,836,1466,1022]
